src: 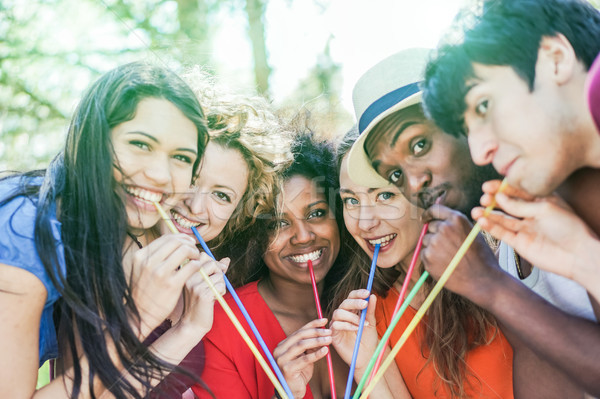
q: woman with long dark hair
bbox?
[0,62,226,398]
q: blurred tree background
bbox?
[0,0,351,171]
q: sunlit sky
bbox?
[208,0,466,115]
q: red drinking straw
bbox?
[308,259,336,399]
[366,223,428,387]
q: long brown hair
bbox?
[332,125,499,398]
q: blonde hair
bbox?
[183,67,293,248]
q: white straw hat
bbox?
[347,48,431,187]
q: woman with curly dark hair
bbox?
[192,131,352,399]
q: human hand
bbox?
[473,180,600,285]
[176,255,229,338]
[273,318,332,398]
[421,205,502,304]
[330,289,378,371]
[124,233,202,338]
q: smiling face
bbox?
[366,105,498,215]
[111,97,199,231]
[168,141,250,241]
[340,155,422,268]
[463,62,583,196]
[262,175,340,285]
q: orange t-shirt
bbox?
[375,288,513,399]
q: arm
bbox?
[503,326,585,399]
[421,205,600,396]
[0,264,48,398]
[0,265,111,398]
[330,290,411,399]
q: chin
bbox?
[376,254,401,269]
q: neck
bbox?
[396,249,423,286]
[259,275,320,321]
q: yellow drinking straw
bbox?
[359,180,507,399]
[153,202,289,399]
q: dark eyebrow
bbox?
[371,159,382,172]
[126,131,197,155]
[390,121,418,147]
[307,200,328,209]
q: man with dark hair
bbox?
[348,47,597,398]
[418,0,600,396]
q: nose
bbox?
[290,220,315,246]
[357,204,379,232]
[144,154,171,187]
[405,168,431,198]
[468,126,498,166]
[187,187,208,217]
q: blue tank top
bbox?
[0,177,65,366]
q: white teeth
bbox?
[125,186,162,203]
[171,211,202,229]
[289,249,323,263]
[368,234,397,248]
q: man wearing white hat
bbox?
[346,48,593,398]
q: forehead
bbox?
[465,63,521,98]
[370,121,437,162]
[197,142,249,189]
[281,175,326,211]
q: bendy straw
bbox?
[153,202,289,399]
[344,243,379,399]
[358,180,508,399]
[308,259,336,399]
[191,226,294,399]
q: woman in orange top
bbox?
[330,127,513,398]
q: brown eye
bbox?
[412,139,427,155]
[475,99,489,116]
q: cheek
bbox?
[324,222,341,257]
[211,203,237,225]
[343,209,360,236]
[171,167,194,192]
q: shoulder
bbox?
[0,177,63,302]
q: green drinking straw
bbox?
[351,271,430,399]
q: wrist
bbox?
[172,318,210,342]
[572,235,600,288]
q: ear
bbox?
[537,34,578,85]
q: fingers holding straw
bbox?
[153,202,290,399]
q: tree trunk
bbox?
[244,0,271,96]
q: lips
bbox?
[366,233,397,247]
[125,185,164,204]
[287,248,324,264]
[171,209,204,230]
[495,158,517,177]
[417,186,448,209]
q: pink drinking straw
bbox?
[308,259,336,399]
[366,223,429,388]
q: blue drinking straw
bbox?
[191,227,294,399]
[344,243,380,399]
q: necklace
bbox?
[513,251,525,280]
[127,232,143,249]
